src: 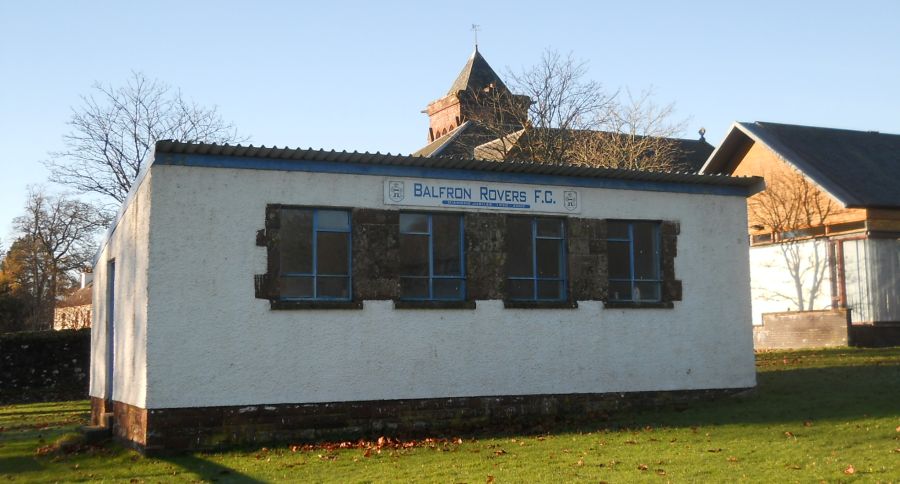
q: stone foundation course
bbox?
[97,389,750,454]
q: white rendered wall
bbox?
[89,171,152,407]
[748,240,833,325]
[143,164,756,409]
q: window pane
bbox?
[634,281,661,302]
[536,218,562,237]
[633,222,659,280]
[280,276,313,299]
[433,278,464,300]
[317,276,350,299]
[399,213,428,233]
[508,279,534,300]
[608,281,632,302]
[317,232,349,275]
[608,221,629,239]
[400,277,429,299]
[279,209,313,274]
[536,239,561,277]
[537,280,563,300]
[507,218,533,277]
[608,241,631,279]
[433,214,462,275]
[317,210,349,231]
[399,233,429,276]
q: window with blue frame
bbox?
[506,217,567,301]
[277,208,351,300]
[608,221,662,302]
[399,213,465,300]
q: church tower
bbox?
[423,47,526,142]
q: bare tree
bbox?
[8,188,110,329]
[45,71,246,204]
[749,169,836,310]
[467,49,688,171]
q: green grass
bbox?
[1,347,898,482]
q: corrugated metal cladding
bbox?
[154,140,764,192]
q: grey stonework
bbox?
[352,209,400,300]
[465,213,507,300]
[660,221,682,303]
[568,218,608,301]
[256,206,681,307]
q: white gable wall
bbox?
[140,164,755,409]
[89,170,152,408]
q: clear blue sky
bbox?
[2,0,899,243]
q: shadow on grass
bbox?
[605,363,900,431]
[161,454,266,483]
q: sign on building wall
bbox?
[383,178,581,214]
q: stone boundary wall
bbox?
[96,388,749,454]
[753,309,849,350]
[0,329,91,403]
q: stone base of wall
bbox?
[753,309,849,350]
[96,389,751,454]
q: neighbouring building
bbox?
[413,47,715,172]
[702,121,900,348]
[53,272,93,330]
[89,140,763,452]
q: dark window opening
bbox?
[507,217,567,301]
[278,208,351,301]
[608,221,661,303]
[399,213,465,301]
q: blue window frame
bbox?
[399,212,466,300]
[278,208,351,301]
[507,217,567,301]
[608,220,661,302]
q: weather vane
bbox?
[471,24,480,49]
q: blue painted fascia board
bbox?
[156,153,754,198]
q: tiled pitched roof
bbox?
[447,47,509,95]
[703,121,900,208]
[416,123,714,172]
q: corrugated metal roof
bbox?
[155,140,763,191]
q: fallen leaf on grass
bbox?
[803,420,813,427]
[727,456,739,462]
[707,448,722,453]
[844,464,855,475]
[655,469,666,476]
[575,458,584,467]
[486,476,494,483]
[624,440,637,445]
[493,449,506,456]
[784,431,795,439]
[637,464,649,471]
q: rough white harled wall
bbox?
[89,171,152,408]
[748,240,833,325]
[139,164,755,409]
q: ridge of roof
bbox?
[702,121,900,208]
[153,139,763,191]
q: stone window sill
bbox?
[503,300,578,309]
[393,300,476,310]
[270,300,363,310]
[604,301,674,309]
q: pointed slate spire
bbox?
[446,47,508,95]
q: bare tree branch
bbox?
[466,49,689,171]
[45,71,247,204]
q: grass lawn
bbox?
[1,347,898,482]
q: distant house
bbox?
[413,48,713,172]
[702,122,900,347]
[53,272,93,330]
